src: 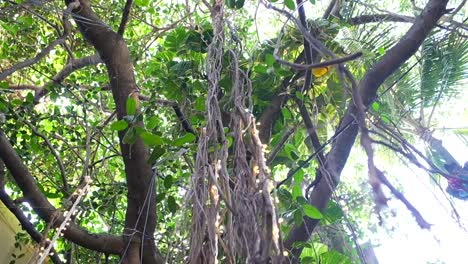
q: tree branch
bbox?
[64,0,163,262]
[0,2,79,81]
[375,169,431,229]
[284,0,449,261]
[20,118,69,192]
[0,38,65,81]
[118,0,133,36]
[0,190,64,264]
[0,131,124,254]
[347,14,415,25]
[274,51,363,71]
[34,54,102,102]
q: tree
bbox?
[0,0,466,263]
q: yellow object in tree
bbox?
[312,66,329,78]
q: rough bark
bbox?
[0,132,124,254]
[63,1,162,263]
[284,0,449,261]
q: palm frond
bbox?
[419,33,468,108]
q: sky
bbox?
[371,88,468,264]
[244,1,468,263]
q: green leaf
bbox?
[25,92,34,104]
[294,168,304,183]
[156,192,166,203]
[110,120,128,131]
[378,46,386,55]
[322,200,343,224]
[302,204,323,219]
[292,184,302,199]
[281,107,292,120]
[320,250,353,264]
[164,175,174,189]
[309,0,316,4]
[285,0,295,10]
[148,145,166,164]
[301,256,315,264]
[277,188,293,203]
[126,97,137,116]
[173,133,196,146]
[284,143,298,161]
[0,81,8,89]
[140,131,163,146]
[0,101,7,112]
[123,127,137,144]
[371,101,380,112]
[167,195,178,213]
[146,116,159,130]
[296,196,308,205]
[227,136,233,148]
[265,53,275,66]
[135,0,150,6]
[293,209,303,226]
[235,0,245,9]
[226,0,236,8]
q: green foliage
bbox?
[0,0,464,262]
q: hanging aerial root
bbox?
[189,0,284,262]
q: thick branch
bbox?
[0,2,79,81]
[0,189,63,264]
[65,0,162,262]
[284,0,449,261]
[0,38,65,81]
[0,131,124,254]
[118,0,133,35]
[34,54,102,102]
[347,14,415,25]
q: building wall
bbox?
[0,200,39,264]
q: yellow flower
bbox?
[312,66,329,78]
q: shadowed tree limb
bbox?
[33,54,102,102]
[0,37,65,81]
[0,161,64,263]
[7,54,103,102]
[347,14,415,25]
[284,0,449,261]
[0,2,79,81]
[0,131,124,254]
[118,0,133,36]
[63,0,163,262]
[375,169,431,229]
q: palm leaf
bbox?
[419,33,468,108]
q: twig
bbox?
[267,124,298,164]
[293,97,328,193]
[0,1,80,81]
[274,52,363,71]
[38,176,92,264]
[20,118,69,192]
[347,14,414,25]
[118,0,133,35]
[275,118,356,189]
[375,169,431,229]
[0,190,63,264]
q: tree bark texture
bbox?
[284,0,449,261]
[63,1,162,263]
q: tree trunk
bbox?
[284,0,449,261]
[64,1,162,263]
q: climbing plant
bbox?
[0,0,466,263]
